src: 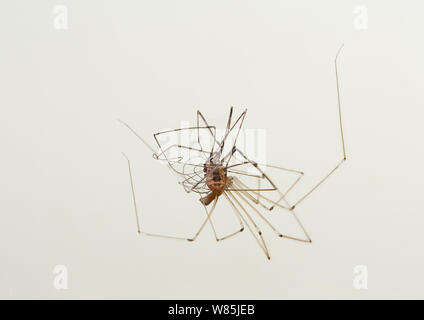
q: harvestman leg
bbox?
[288,44,347,211]
[122,153,218,242]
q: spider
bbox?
[120,45,346,260]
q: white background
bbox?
[1,0,423,299]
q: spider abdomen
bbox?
[204,164,228,193]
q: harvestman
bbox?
[120,46,347,260]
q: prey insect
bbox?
[120,46,346,260]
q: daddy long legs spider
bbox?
[120,45,347,260]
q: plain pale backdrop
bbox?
[1,0,424,299]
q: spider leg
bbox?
[221,108,247,157]
[122,153,217,242]
[153,126,216,162]
[288,44,347,210]
[231,177,289,210]
[200,198,244,242]
[224,191,271,260]
[197,110,221,153]
[117,119,158,156]
[232,187,311,243]
[229,166,304,210]
[225,148,280,194]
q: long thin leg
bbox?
[289,44,347,210]
[220,108,247,157]
[153,129,215,186]
[218,228,245,241]
[119,119,214,167]
[200,203,219,240]
[205,207,244,241]
[153,126,216,161]
[229,164,304,210]
[223,192,268,257]
[197,110,221,153]
[225,148,280,192]
[230,178,312,243]
[251,163,303,209]
[229,177,289,210]
[221,106,234,152]
[231,175,301,211]
[234,188,311,243]
[156,144,211,160]
[122,153,141,234]
[225,191,271,259]
[153,143,210,193]
[118,119,158,156]
[122,153,217,241]
[231,178,285,210]
[188,196,219,241]
[201,201,244,241]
